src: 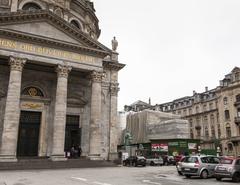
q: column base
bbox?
[50,155,67,161]
[87,154,103,161]
[0,155,18,162]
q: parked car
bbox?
[176,156,186,175]
[123,156,146,167]
[146,156,164,166]
[215,157,240,182]
[181,155,220,179]
[162,155,176,165]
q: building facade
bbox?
[152,67,240,156]
[0,0,124,162]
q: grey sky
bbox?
[94,0,240,110]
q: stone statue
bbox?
[111,36,118,51]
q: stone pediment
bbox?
[0,22,84,46]
[0,10,111,57]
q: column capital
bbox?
[56,63,72,78]
[90,71,105,83]
[9,56,26,72]
[110,83,119,96]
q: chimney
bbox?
[193,90,196,95]
[149,97,151,105]
[205,86,208,92]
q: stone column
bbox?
[88,71,103,160]
[109,82,119,160]
[10,0,18,12]
[0,56,26,162]
[50,63,71,161]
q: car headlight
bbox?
[228,167,233,172]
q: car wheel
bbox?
[185,175,191,178]
[232,172,240,182]
[200,170,208,179]
[150,161,155,166]
[216,177,222,181]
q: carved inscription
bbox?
[0,38,96,64]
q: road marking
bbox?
[142,180,162,185]
[71,177,87,181]
[93,181,112,185]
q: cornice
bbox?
[0,28,107,57]
[0,10,111,55]
[103,60,125,71]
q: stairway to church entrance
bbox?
[17,111,41,157]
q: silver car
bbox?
[181,155,220,179]
[215,157,240,182]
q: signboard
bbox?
[179,141,187,148]
[188,143,197,150]
[168,142,179,146]
[151,144,168,152]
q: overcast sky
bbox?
[94,0,240,111]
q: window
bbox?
[196,106,199,113]
[211,125,215,138]
[203,104,207,111]
[183,109,187,116]
[189,119,193,127]
[22,87,44,97]
[209,103,213,110]
[203,116,208,124]
[205,126,209,137]
[236,94,240,102]
[226,125,231,138]
[223,97,228,105]
[217,124,221,138]
[235,72,240,81]
[70,20,81,29]
[22,3,41,11]
[238,108,240,117]
[189,108,192,115]
[225,110,230,121]
[210,114,215,124]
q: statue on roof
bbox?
[111,36,118,51]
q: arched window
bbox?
[211,125,215,138]
[22,87,44,97]
[22,3,41,11]
[210,114,215,124]
[70,20,81,29]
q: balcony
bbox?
[235,117,240,125]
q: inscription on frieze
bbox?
[0,38,97,65]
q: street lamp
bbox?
[198,146,201,155]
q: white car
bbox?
[146,157,164,166]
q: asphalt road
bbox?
[0,165,237,185]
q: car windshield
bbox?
[184,157,198,163]
[220,159,233,164]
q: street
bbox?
[0,165,237,185]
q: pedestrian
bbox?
[77,145,82,157]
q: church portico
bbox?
[0,0,125,163]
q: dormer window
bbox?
[22,3,41,11]
[235,72,240,81]
[70,20,81,30]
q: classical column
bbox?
[88,71,103,160]
[0,56,26,162]
[50,63,71,161]
[109,82,119,160]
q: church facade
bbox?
[0,0,124,162]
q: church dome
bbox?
[0,0,100,39]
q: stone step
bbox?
[0,158,118,171]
